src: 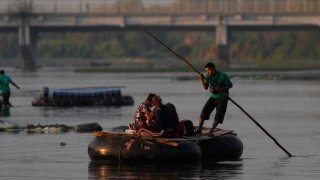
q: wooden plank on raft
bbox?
[201,128,235,136]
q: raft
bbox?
[0,119,20,132]
[0,120,103,134]
[88,129,243,162]
[31,86,134,107]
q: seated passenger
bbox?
[151,96,177,138]
[129,93,156,130]
[165,102,179,137]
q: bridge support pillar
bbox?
[19,18,36,71]
[215,25,230,67]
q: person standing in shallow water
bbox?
[197,63,233,136]
[0,70,20,108]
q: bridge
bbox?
[0,0,319,71]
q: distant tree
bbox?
[290,32,319,60]
[0,34,19,58]
[100,39,125,57]
[37,39,64,58]
[1,30,320,67]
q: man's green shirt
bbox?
[204,71,232,99]
[0,75,12,93]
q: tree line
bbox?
[0,30,319,67]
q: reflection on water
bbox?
[88,160,243,179]
[0,107,10,117]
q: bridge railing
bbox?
[1,0,319,15]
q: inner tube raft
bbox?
[88,130,243,162]
[32,86,134,107]
[192,134,243,161]
[0,119,20,132]
[0,120,103,134]
[88,132,202,162]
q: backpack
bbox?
[180,119,195,137]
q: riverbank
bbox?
[170,70,320,81]
[74,67,320,80]
[2,57,320,80]
[229,70,320,80]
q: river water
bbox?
[0,70,320,180]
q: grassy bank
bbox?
[75,59,320,73]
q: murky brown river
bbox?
[1,70,319,179]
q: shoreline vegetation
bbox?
[75,57,320,72]
[2,57,320,80]
[74,68,320,80]
[4,57,320,72]
[72,58,320,80]
[75,63,320,73]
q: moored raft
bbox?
[0,120,103,134]
[0,119,20,132]
[88,129,243,162]
[32,86,134,107]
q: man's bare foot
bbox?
[196,129,202,135]
[208,129,215,137]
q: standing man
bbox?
[0,70,20,108]
[197,63,233,136]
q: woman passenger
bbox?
[152,96,177,138]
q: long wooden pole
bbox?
[142,28,292,157]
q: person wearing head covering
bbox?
[0,70,20,108]
[197,63,233,136]
[151,95,178,138]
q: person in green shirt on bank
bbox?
[196,63,233,136]
[0,70,20,108]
